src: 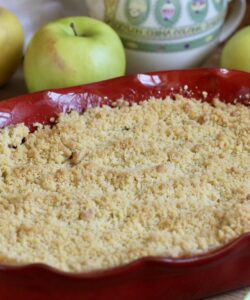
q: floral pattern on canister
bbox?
[100,0,229,53]
[125,0,150,25]
[155,0,181,28]
[188,0,208,23]
[212,0,226,12]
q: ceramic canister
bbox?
[86,0,246,73]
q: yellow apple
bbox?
[221,26,250,72]
[0,7,24,86]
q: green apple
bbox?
[24,17,126,92]
[221,26,250,72]
[0,7,24,86]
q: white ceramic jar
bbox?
[86,0,246,73]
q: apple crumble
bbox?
[0,95,249,272]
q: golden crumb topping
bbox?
[0,95,249,272]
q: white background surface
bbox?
[0,0,88,48]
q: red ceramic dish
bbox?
[0,69,249,300]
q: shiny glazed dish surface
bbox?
[0,69,249,300]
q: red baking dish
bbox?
[0,69,249,300]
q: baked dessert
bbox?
[0,95,249,272]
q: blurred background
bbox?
[236,0,250,27]
[0,0,88,49]
[0,0,249,50]
[0,0,249,100]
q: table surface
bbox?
[0,51,249,300]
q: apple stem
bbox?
[70,22,78,37]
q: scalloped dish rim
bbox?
[0,68,249,280]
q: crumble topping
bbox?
[0,95,249,272]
